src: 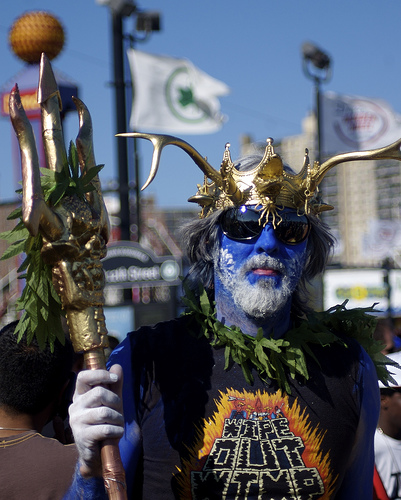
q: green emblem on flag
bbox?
[165,67,211,124]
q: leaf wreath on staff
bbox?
[0,141,104,350]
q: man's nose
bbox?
[255,224,279,254]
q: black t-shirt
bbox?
[111,315,377,499]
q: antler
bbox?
[295,136,401,190]
[117,132,224,189]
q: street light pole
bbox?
[302,42,332,164]
[112,10,130,241]
[314,75,323,165]
[301,42,332,313]
[98,0,160,243]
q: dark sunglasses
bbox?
[219,207,310,245]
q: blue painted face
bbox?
[214,207,309,323]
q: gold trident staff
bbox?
[8,53,127,500]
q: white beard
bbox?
[215,251,306,321]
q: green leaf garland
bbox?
[182,287,395,394]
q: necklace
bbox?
[0,426,35,432]
[183,287,390,393]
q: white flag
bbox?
[362,219,401,261]
[322,91,401,154]
[127,49,230,134]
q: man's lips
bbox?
[252,268,280,276]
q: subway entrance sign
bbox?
[102,242,182,336]
[103,241,181,288]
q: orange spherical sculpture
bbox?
[9,11,65,64]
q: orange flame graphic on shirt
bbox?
[175,388,336,499]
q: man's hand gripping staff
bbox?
[9,53,126,499]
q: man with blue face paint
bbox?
[214,206,309,339]
[66,136,396,499]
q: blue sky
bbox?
[0,0,400,208]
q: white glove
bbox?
[69,364,124,478]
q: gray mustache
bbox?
[241,255,285,274]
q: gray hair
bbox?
[180,154,336,318]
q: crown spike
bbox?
[220,141,243,204]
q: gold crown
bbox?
[187,138,330,218]
[117,132,401,218]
